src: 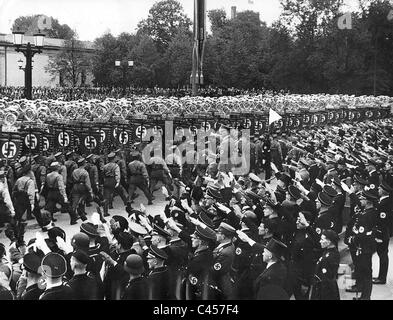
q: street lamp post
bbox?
[12,29,45,100]
[115,60,133,97]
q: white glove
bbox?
[236,230,251,243]
[190,217,204,228]
[56,236,73,254]
[91,212,101,225]
[216,202,231,214]
[340,182,351,194]
[35,232,50,255]
[162,186,169,198]
[180,198,189,209]
[315,178,324,187]
[140,203,146,213]
[270,163,279,173]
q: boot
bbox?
[96,206,107,224]
[131,193,139,200]
[26,212,34,220]
[125,202,133,215]
[103,201,110,217]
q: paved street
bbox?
[1,185,393,300]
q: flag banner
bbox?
[54,125,74,150]
[348,110,356,122]
[77,129,102,154]
[334,110,342,123]
[269,108,282,125]
[293,112,303,129]
[302,111,312,128]
[130,118,148,143]
[355,109,365,122]
[327,110,335,124]
[284,113,293,130]
[310,111,319,126]
[342,109,349,122]
[0,133,22,161]
[254,114,268,136]
[318,111,328,126]
[112,124,132,148]
[20,128,41,154]
[93,124,111,150]
[41,127,54,154]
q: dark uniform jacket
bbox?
[345,207,377,254]
[310,247,340,300]
[253,261,288,300]
[148,266,174,300]
[67,273,100,300]
[21,283,44,300]
[376,196,392,240]
[104,249,134,300]
[39,284,74,300]
[211,242,235,299]
[184,246,214,300]
[121,276,149,300]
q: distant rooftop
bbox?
[0,34,95,51]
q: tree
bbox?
[130,34,160,87]
[137,0,192,53]
[208,9,228,35]
[163,31,193,87]
[12,15,75,39]
[46,38,92,87]
[206,10,269,88]
[92,33,119,86]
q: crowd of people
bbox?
[0,113,392,300]
[0,86,286,101]
[1,90,392,125]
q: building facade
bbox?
[0,34,95,87]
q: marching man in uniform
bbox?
[102,152,130,217]
[45,162,77,225]
[71,158,93,222]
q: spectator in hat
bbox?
[151,224,170,249]
[146,245,173,300]
[286,211,318,300]
[167,220,216,300]
[373,181,393,285]
[0,266,13,300]
[100,231,134,300]
[20,252,44,300]
[67,250,100,300]
[39,252,74,300]
[81,224,108,292]
[211,222,236,300]
[253,238,288,300]
[122,254,148,300]
[366,162,380,188]
[323,158,339,185]
[345,189,378,300]
[310,229,340,300]
[313,192,335,237]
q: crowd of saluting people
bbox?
[0,110,392,300]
